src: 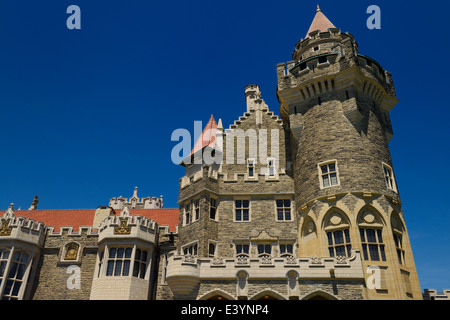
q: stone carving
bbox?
[114,219,131,235]
[311,256,322,264]
[211,257,224,265]
[0,219,12,236]
[64,243,79,260]
[183,254,196,263]
[236,255,248,265]
[335,255,347,264]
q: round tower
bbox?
[276,6,422,299]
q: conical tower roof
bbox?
[188,114,217,158]
[305,5,336,37]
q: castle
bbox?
[0,6,424,300]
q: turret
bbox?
[277,6,421,300]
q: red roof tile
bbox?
[0,208,179,233]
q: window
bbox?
[184,204,190,225]
[236,244,249,256]
[208,243,216,257]
[193,199,200,221]
[1,249,30,300]
[299,62,307,71]
[247,159,255,178]
[257,244,272,257]
[267,159,275,177]
[279,244,294,257]
[133,248,148,279]
[319,161,339,188]
[106,247,132,277]
[276,199,292,221]
[360,228,386,261]
[313,46,319,51]
[209,198,217,220]
[327,229,352,257]
[235,200,250,221]
[318,96,322,105]
[318,56,327,64]
[183,243,198,256]
[393,232,405,265]
[383,164,396,191]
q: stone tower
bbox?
[276,6,421,299]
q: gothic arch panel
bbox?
[302,290,339,300]
[250,290,286,300]
[199,290,235,300]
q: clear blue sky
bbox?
[0,0,449,292]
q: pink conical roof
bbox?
[188,114,217,157]
[305,5,336,37]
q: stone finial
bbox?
[28,195,39,210]
[132,187,138,199]
[316,4,321,12]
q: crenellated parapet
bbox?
[97,207,159,245]
[109,187,163,210]
[0,205,46,247]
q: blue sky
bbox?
[0,0,449,292]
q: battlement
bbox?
[109,187,163,210]
[0,206,47,246]
[97,207,159,245]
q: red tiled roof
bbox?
[306,5,336,37]
[128,209,179,232]
[0,208,179,233]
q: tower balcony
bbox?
[165,250,364,298]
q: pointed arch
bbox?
[356,204,386,227]
[321,206,351,230]
[250,290,287,300]
[302,290,339,300]
[198,289,235,300]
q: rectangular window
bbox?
[280,244,293,256]
[194,199,200,221]
[383,163,396,191]
[359,228,386,262]
[267,159,275,177]
[1,250,30,300]
[327,229,352,257]
[247,159,255,178]
[257,244,271,256]
[320,161,339,188]
[106,247,132,277]
[133,248,147,279]
[276,199,292,221]
[209,198,217,220]
[235,200,250,221]
[236,244,249,255]
[299,62,307,71]
[184,204,190,226]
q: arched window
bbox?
[323,209,352,257]
[358,208,386,262]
